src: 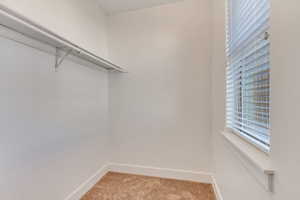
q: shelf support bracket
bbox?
[55,47,73,71]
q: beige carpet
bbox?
[81,172,216,200]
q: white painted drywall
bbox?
[269,0,300,199]
[107,0,213,172]
[211,0,300,200]
[0,34,110,199]
[97,0,181,14]
[0,0,109,58]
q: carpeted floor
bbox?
[81,172,216,200]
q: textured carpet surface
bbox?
[81,172,216,200]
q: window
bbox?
[226,0,271,151]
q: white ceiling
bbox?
[97,0,182,14]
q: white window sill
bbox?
[222,130,275,192]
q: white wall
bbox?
[107,0,213,172]
[269,0,300,199]
[211,0,300,200]
[0,33,109,199]
[0,0,109,58]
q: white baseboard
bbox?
[64,163,223,200]
[64,164,110,200]
[211,176,224,200]
[109,163,213,184]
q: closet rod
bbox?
[0,4,126,73]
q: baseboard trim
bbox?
[211,176,224,200]
[65,163,223,200]
[64,164,109,200]
[109,163,213,184]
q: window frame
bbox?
[225,0,271,153]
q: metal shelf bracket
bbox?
[55,47,73,71]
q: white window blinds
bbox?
[226,0,271,150]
